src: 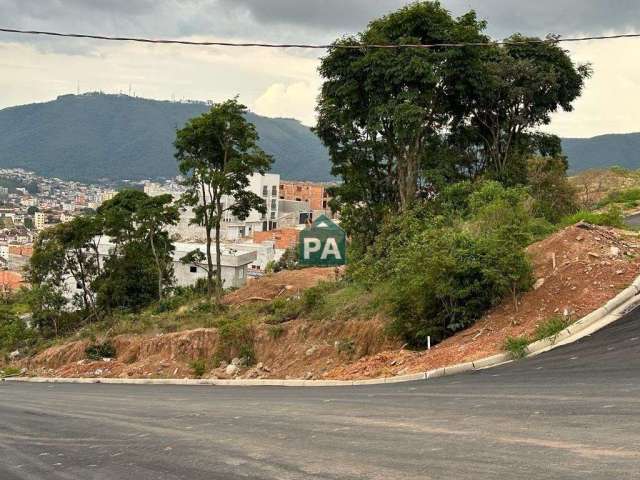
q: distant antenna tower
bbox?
[128,84,132,96]
[76,80,80,95]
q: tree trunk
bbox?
[205,224,214,298]
[149,233,163,301]
[215,200,223,300]
[398,152,418,211]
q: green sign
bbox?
[298,215,346,267]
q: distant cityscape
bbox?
[0,167,335,292]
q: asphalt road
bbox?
[2,308,640,480]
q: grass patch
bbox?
[533,316,570,342]
[561,207,625,228]
[0,366,21,378]
[597,188,640,209]
[267,324,285,340]
[85,341,116,361]
[503,336,530,359]
[189,359,207,378]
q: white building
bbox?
[34,212,46,231]
[173,242,256,289]
[0,244,9,262]
[62,238,256,301]
[171,173,281,242]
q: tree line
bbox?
[24,99,271,338]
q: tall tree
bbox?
[175,98,272,298]
[135,194,179,300]
[29,215,102,318]
[97,190,178,304]
[454,36,591,184]
[316,1,488,247]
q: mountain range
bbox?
[0,93,333,183]
[0,93,638,183]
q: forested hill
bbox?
[562,133,640,173]
[0,93,333,182]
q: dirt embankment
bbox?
[327,223,640,379]
[25,268,397,380]
[21,224,640,381]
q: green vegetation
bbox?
[85,342,116,361]
[561,207,625,228]
[190,359,207,378]
[504,336,530,359]
[214,319,256,367]
[0,366,21,378]
[597,188,640,209]
[533,316,571,342]
[0,93,333,182]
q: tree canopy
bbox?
[316,1,590,249]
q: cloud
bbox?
[1,1,640,137]
[253,82,319,126]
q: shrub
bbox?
[264,297,303,324]
[504,336,530,359]
[335,338,356,357]
[561,207,625,228]
[533,316,570,342]
[214,320,256,366]
[267,324,285,340]
[190,359,207,378]
[527,156,578,223]
[386,227,533,347]
[85,341,116,361]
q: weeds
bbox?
[190,359,207,378]
[561,206,625,228]
[267,324,285,340]
[214,319,256,366]
[0,366,21,378]
[534,316,570,342]
[85,341,116,361]
[503,336,530,359]
[335,338,356,357]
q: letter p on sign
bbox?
[303,238,322,260]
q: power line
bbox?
[1,27,640,49]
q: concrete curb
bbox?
[4,277,640,388]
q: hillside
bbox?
[563,133,640,173]
[7,224,640,381]
[0,93,333,182]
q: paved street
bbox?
[2,307,640,479]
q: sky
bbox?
[1,1,640,138]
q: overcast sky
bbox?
[1,0,639,137]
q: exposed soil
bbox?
[17,224,640,381]
[326,223,640,379]
[223,267,340,304]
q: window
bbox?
[190,266,198,273]
[271,199,277,210]
[271,211,276,220]
[262,186,268,197]
[239,268,244,279]
[272,185,277,196]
